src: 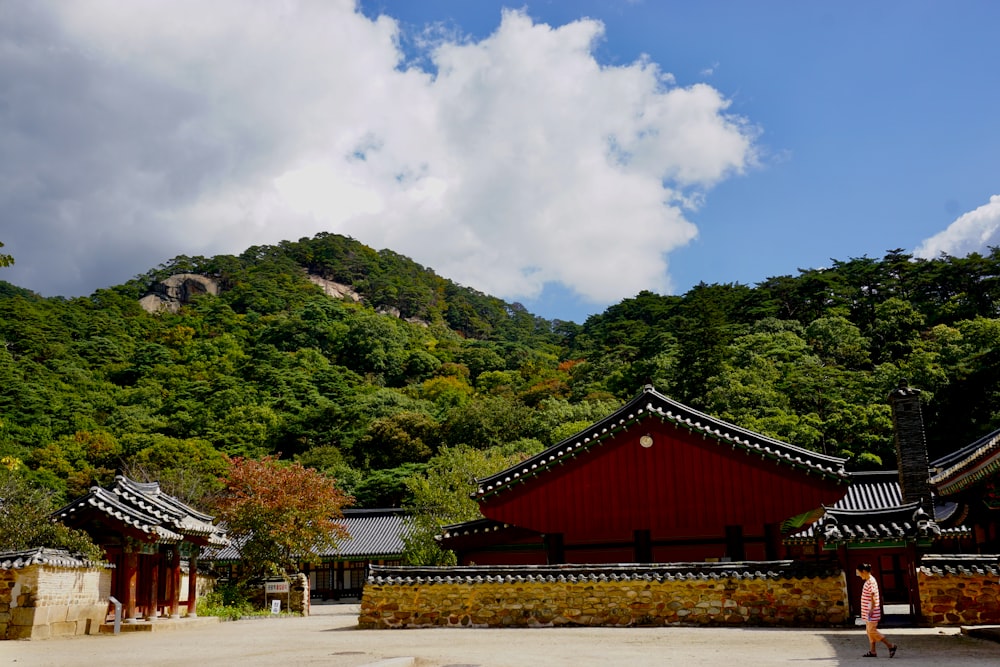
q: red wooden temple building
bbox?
[441,385,852,565]
[53,475,227,623]
[442,381,992,621]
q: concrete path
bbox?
[3,603,998,666]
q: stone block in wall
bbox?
[85,605,108,635]
[49,621,77,637]
[10,606,37,627]
[6,623,37,640]
[65,604,91,622]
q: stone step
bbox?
[100,616,221,633]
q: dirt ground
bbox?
[3,603,998,667]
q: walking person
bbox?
[857,563,898,658]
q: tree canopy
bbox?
[212,455,352,580]
[0,458,101,558]
[5,234,1000,564]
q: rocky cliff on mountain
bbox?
[139,273,220,313]
[306,274,361,302]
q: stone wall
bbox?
[359,562,848,629]
[917,555,1000,625]
[1,554,112,640]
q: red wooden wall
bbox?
[480,418,847,545]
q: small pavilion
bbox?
[53,475,227,623]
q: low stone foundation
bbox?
[1,549,112,640]
[359,562,848,629]
[918,555,1000,625]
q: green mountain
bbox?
[3,235,1000,509]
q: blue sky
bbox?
[2,1,999,323]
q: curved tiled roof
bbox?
[439,518,513,540]
[820,503,948,544]
[785,471,968,544]
[324,509,409,558]
[113,476,218,534]
[54,475,227,546]
[204,509,410,562]
[0,547,111,570]
[838,471,902,509]
[475,385,848,499]
[930,426,1000,495]
[366,561,842,586]
[919,554,1000,577]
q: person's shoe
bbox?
[889,644,897,658]
[862,651,878,657]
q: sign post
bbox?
[264,580,290,615]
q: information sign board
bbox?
[265,581,290,594]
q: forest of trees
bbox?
[3,233,1000,560]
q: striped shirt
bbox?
[861,577,882,622]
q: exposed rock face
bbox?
[306,274,361,302]
[375,305,429,328]
[311,274,428,326]
[138,271,429,326]
[139,273,220,314]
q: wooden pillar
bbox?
[146,552,160,621]
[169,548,183,618]
[764,523,782,560]
[906,541,922,620]
[186,553,199,617]
[633,529,652,563]
[725,525,746,561]
[544,533,564,564]
[838,544,855,617]
[123,547,139,623]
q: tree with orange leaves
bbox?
[214,455,352,580]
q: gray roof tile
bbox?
[54,475,227,546]
[785,471,970,544]
[204,509,411,562]
[0,547,111,570]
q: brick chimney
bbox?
[888,381,932,512]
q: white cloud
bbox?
[0,0,757,306]
[914,195,1000,259]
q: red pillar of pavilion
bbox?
[186,553,199,617]
[169,548,183,618]
[146,552,160,621]
[123,547,139,623]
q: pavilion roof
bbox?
[53,475,227,546]
[475,385,848,500]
